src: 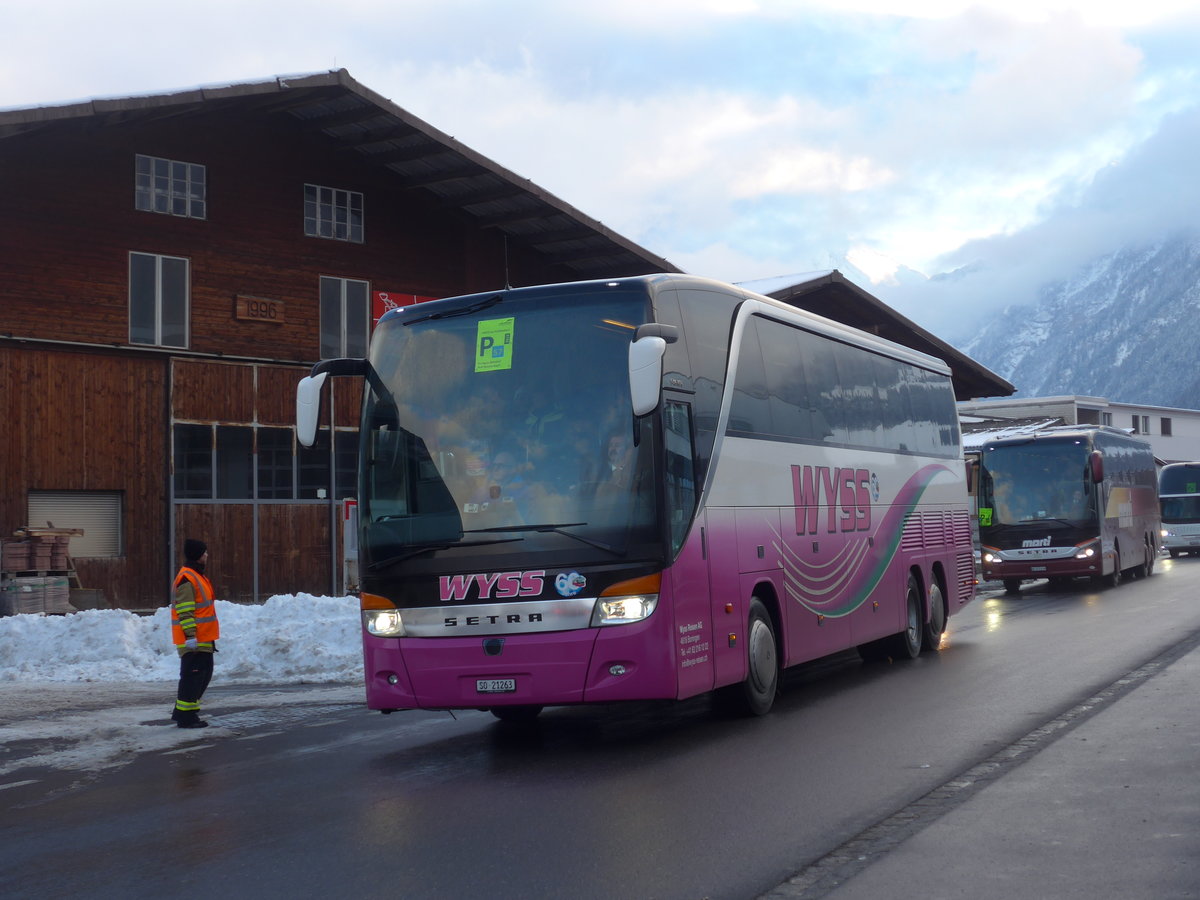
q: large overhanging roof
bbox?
[0,69,680,280]
[742,270,1015,401]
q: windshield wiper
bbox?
[404,292,503,326]
[366,536,523,572]
[463,522,624,555]
[1017,517,1079,527]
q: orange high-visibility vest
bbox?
[171,567,219,645]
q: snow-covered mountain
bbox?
[961,231,1200,408]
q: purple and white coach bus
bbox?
[297,274,975,720]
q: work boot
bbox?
[176,718,209,729]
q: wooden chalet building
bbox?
[0,69,679,608]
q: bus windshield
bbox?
[360,288,658,566]
[1161,496,1200,524]
[979,440,1093,526]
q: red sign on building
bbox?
[373,291,438,328]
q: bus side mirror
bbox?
[296,372,328,448]
[1089,451,1104,483]
[629,336,667,417]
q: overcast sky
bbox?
[3,0,1198,340]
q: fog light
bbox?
[609,664,627,676]
[387,674,399,685]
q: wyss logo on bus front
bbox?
[791,465,875,534]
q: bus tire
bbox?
[1106,547,1122,588]
[490,705,543,724]
[921,578,946,653]
[1003,578,1021,594]
[1169,549,1181,559]
[721,598,778,717]
[1142,541,1155,578]
[891,575,923,660]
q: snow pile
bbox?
[0,594,363,684]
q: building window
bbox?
[1162,417,1173,436]
[135,154,206,218]
[1142,415,1151,434]
[27,491,123,558]
[130,252,189,348]
[1132,415,1140,434]
[320,276,370,359]
[304,184,363,243]
[1101,412,1113,426]
[173,424,357,500]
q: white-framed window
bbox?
[27,491,123,558]
[1101,412,1113,426]
[304,184,363,242]
[135,154,206,218]
[130,252,189,348]
[320,276,369,359]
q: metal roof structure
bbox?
[741,270,1015,401]
[0,69,681,281]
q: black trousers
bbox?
[174,651,215,721]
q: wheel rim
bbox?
[747,617,777,695]
[929,584,945,636]
[905,587,921,649]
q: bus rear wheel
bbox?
[921,579,946,652]
[892,575,923,660]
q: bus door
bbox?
[662,397,716,699]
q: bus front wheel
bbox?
[1106,546,1122,588]
[1003,578,1021,595]
[720,598,778,716]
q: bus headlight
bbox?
[592,573,662,626]
[591,594,658,626]
[1162,528,1175,538]
[363,609,406,636]
[1075,541,1099,560]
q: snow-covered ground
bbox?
[0,595,366,781]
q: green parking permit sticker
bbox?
[475,317,515,372]
[979,507,993,527]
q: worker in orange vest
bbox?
[170,538,220,728]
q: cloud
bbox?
[874,101,1200,340]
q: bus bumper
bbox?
[982,556,1100,582]
[362,616,678,711]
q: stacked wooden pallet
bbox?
[0,527,83,616]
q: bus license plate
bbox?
[1031,566,1047,572]
[477,678,516,694]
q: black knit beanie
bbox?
[184,539,207,563]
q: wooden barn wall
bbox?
[172,503,254,604]
[257,504,337,598]
[0,346,168,608]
